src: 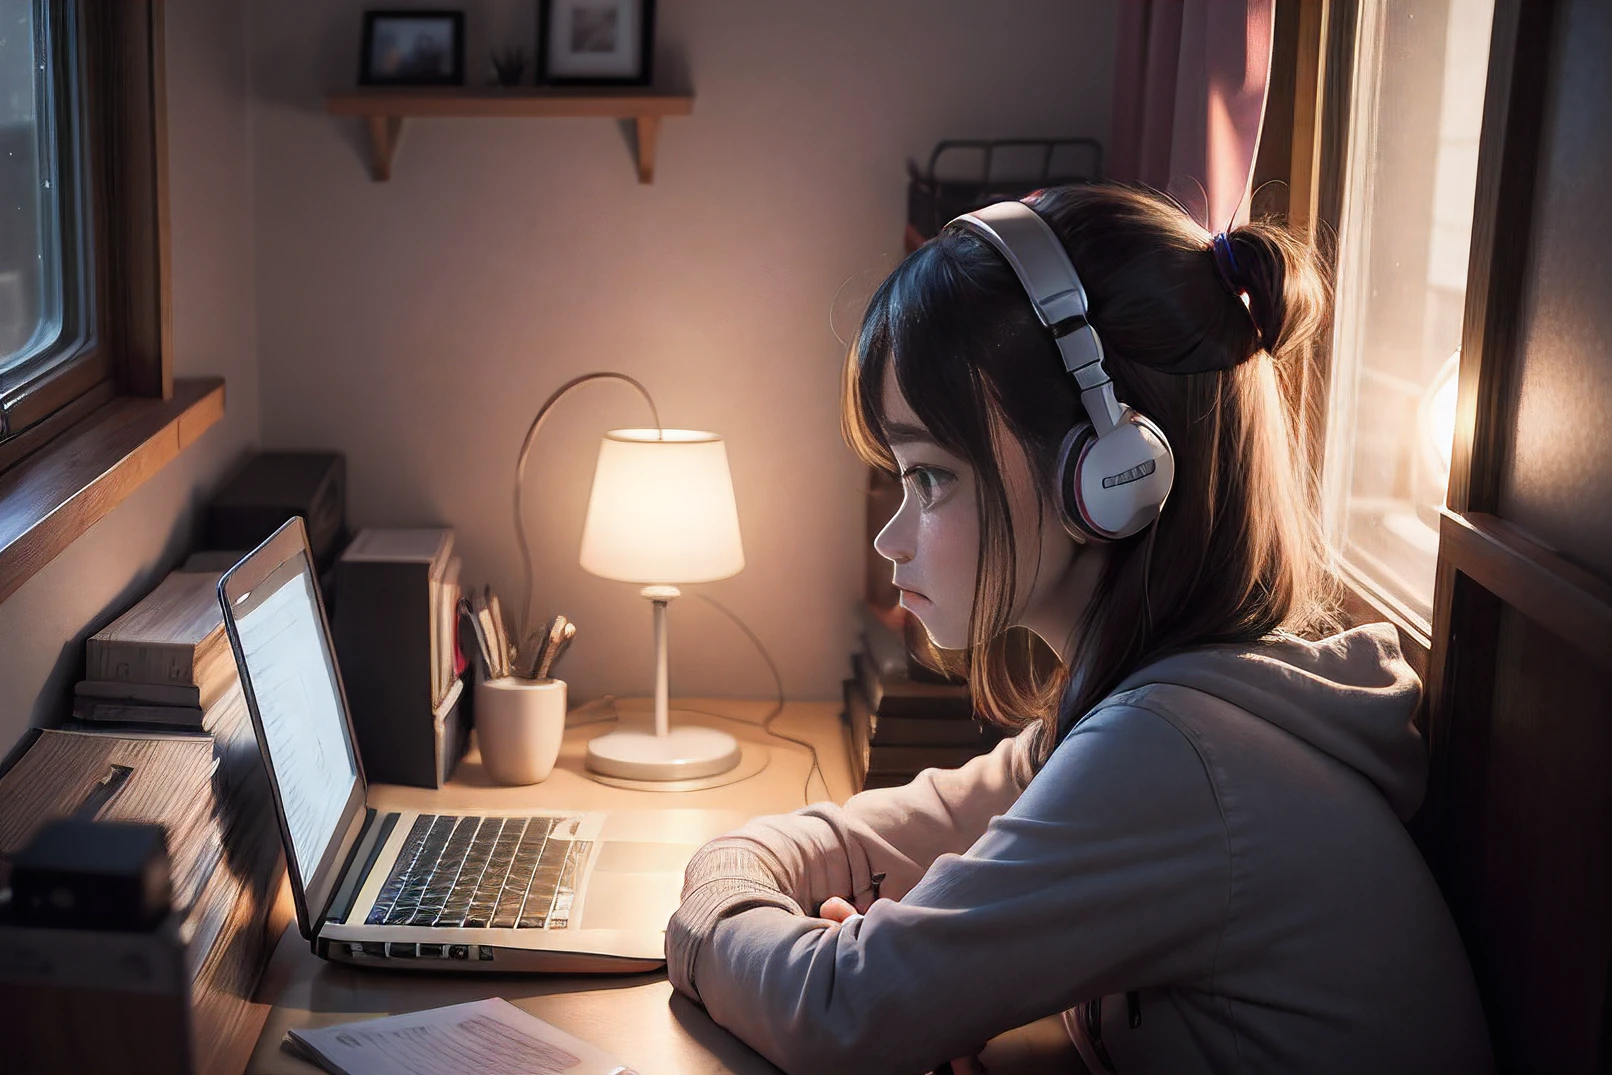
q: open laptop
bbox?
[218,517,746,973]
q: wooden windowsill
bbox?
[0,377,225,605]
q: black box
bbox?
[10,819,171,931]
[331,530,466,787]
[205,452,347,573]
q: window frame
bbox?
[0,0,224,607]
[0,0,170,458]
[1260,0,1439,665]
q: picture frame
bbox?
[536,0,656,86]
[359,10,466,86]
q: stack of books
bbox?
[44,567,287,1070]
[844,602,1004,790]
[74,568,237,727]
[72,569,278,885]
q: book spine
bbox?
[867,712,1003,748]
[845,672,999,747]
[71,700,207,727]
[853,652,974,719]
[75,680,204,707]
[86,639,197,686]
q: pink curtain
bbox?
[1109,0,1276,232]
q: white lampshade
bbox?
[578,428,745,584]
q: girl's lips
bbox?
[897,588,929,604]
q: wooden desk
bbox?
[248,697,1078,1074]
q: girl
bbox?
[665,184,1490,1074]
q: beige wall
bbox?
[250,0,1115,703]
[0,0,260,752]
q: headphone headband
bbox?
[950,202,1122,434]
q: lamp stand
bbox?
[583,585,742,781]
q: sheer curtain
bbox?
[1109,0,1276,232]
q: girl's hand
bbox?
[814,895,990,1075]
[817,895,864,921]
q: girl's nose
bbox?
[873,496,917,564]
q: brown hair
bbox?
[842,183,1336,765]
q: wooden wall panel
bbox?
[1458,605,1612,1070]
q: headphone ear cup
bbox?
[1072,411,1175,539]
[1056,423,1101,542]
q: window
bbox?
[0,0,224,610]
[1322,0,1495,632]
[0,0,60,370]
[0,0,95,437]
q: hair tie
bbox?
[1210,232,1241,296]
[1210,231,1267,349]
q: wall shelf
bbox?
[324,88,694,183]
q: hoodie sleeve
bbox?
[664,724,1040,1002]
[684,704,1231,1075]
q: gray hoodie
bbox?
[665,624,1492,1074]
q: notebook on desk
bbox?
[218,517,740,974]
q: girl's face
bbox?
[872,365,1092,655]
[872,367,980,649]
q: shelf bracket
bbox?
[632,115,660,184]
[365,115,403,182]
[327,91,693,184]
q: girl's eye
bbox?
[901,465,954,507]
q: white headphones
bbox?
[949,201,1175,541]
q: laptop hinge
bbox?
[319,808,394,936]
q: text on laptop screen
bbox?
[232,554,359,881]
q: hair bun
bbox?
[1218,228,1287,352]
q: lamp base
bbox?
[584,721,742,781]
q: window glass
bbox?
[1323,0,1494,629]
[0,0,63,375]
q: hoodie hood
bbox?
[1109,623,1427,820]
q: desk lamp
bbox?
[578,428,745,780]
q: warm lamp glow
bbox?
[578,429,745,584]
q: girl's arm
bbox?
[665,724,1040,995]
[670,703,1230,1075]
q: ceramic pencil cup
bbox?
[474,676,567,785]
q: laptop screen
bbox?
[229,549,360,885]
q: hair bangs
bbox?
[841,270,899,475]
[841,237,1020,478]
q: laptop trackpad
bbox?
[581,869,683,931]
[593,840,702,874]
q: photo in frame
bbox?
[536,0,655,86]
[359,10,466,86]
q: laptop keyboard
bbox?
[364,814,592,930]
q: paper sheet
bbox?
[284,998,639,1075]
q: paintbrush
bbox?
[537,619,575,680]
[459,596,494,678]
